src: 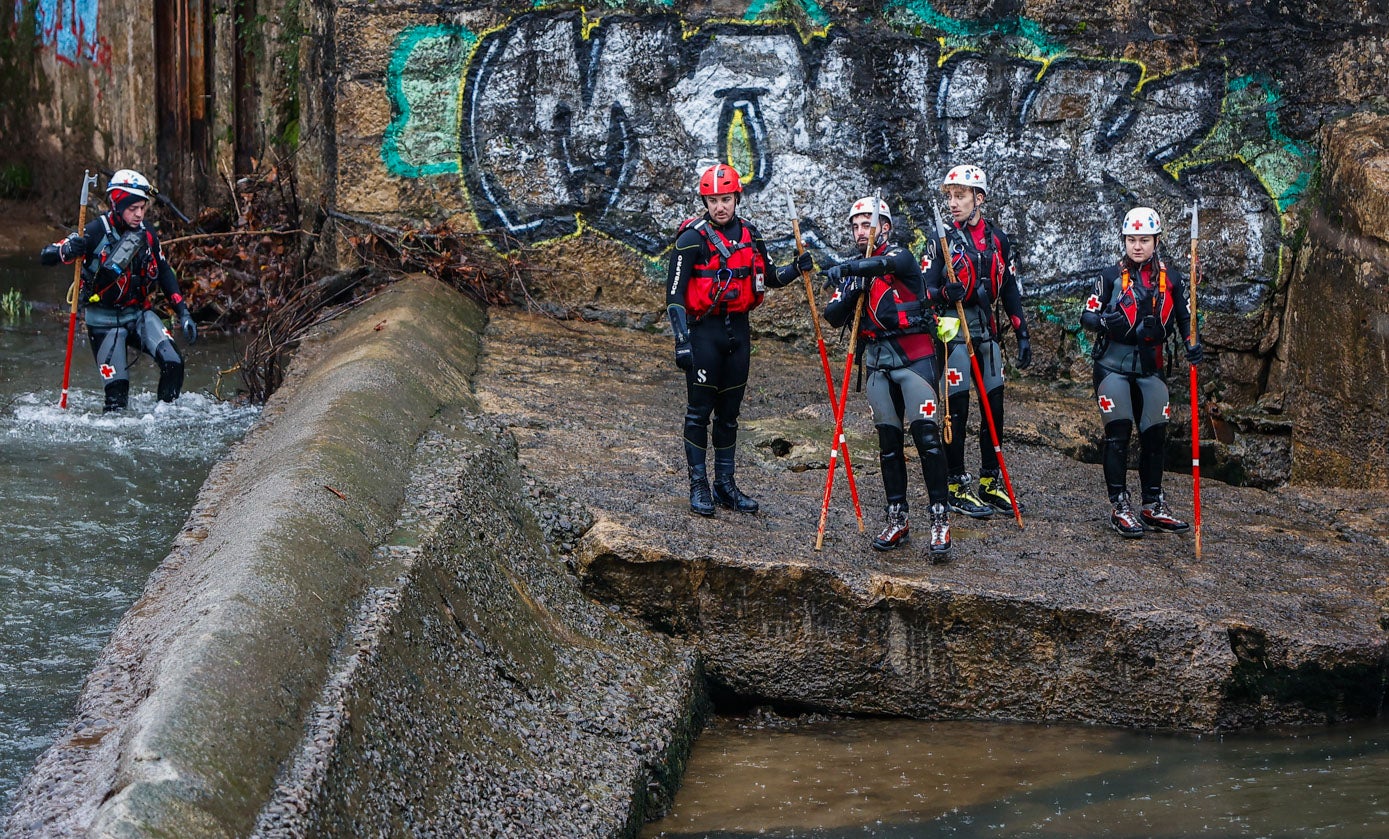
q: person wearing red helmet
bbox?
[40,169,198,412]
[1080,207,1203,537]
[937,164,1032,518]
[666,162,813,516]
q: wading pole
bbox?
[932,202,1024,529]
[1188,204,1203,559]
[59,170,98,409]
[789,195,864,535]
[816,197,879,550]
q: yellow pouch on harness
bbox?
[937,316,960,343]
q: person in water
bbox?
[40,169,198,412]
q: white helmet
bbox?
[942,165,988,194]
[1122,207,1162,236]
[846,196,892,226]
[107,169,152,201]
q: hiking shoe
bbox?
[872,503,910,551]
[1109,492,1144,538]
[978,471,1025,514]
[928,503,952,560]
[947,474,994,519]
[1141,495,1190,532]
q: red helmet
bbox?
[698,163,743,197]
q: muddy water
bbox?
[0,255,259,810]
[645,715,1389,838]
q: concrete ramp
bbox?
[5,277,703,838]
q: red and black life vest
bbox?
[947,220,1007,303]
[680,217,766,319]
[860,244,935,360]
[1115,261,1174,328]
[82,213,159,309]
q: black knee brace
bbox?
[909,420,949,505]
[1103,419,1133,501]
[1138,423,1168,503]
[877,425,907,504]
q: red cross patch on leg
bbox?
[947,368,963,387]
[1098,395,1115,413]
[919,399,937,419]
[100,364,116,380]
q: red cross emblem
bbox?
[1085,294,1101,312]
[947,367,963,386]
[1163,403,1171,419]
[948,171,959,180]
[920,255,932,270]
[100,364,116,380]
[1098,395,1115,413]
[919,399,937,419]
[162,327,172,340]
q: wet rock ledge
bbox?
[5,277,703,838]
[473,308,1389,734]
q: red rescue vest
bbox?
[1116,262,1173,327]
[860,244,935,360]
[680,217,766,319]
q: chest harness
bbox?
[81,214,158,309]
[680,218,767,320]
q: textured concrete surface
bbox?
[4,277,704,838]
[474,308,1389,733]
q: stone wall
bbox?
[1283,112,1389,486]
[320,0,1388,484]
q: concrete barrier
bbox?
[5,276,705,838]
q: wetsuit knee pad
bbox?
[876,424,905,453]
[1103,419,1133,446]
[909,419,942,456]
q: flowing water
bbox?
[0,255,259,811]
[644,714,1389,838]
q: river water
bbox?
[0,255,259,812]
[645,714,1389,838]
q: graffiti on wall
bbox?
[14,0,111,69]
[379,2,1316,306]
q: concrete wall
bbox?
[4,277,703,838]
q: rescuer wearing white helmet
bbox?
[821,194,960,558]
[937,164,1032,518]
[665,161,813,516]
[39,168,198,411]
[1079,206,1203,537]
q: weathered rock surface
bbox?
[475,308,1389,733]
[4,278,703,838]
[1283,112,1389,487]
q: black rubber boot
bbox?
[685,442,714,517]
[712,453,758,513]
[103,380,129,413]
[157,358,184,402]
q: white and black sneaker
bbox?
[1109,492,1144,538]
[928,503,952,560]
[1141,494,1190,532]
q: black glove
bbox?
[176,304,198,344]
[1099,307,1128,333]
[1136,314,1163,344]
[1186,340,1204,365]
[940,281,966,303]
[1016,336,1032,370]
[793,250,814,274]
[61,233,87,261]
[674,340,693,372]
[836,274,864,298]
[825,263,846,284]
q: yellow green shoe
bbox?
[978,472,1025,514]
[947,473,993,519]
